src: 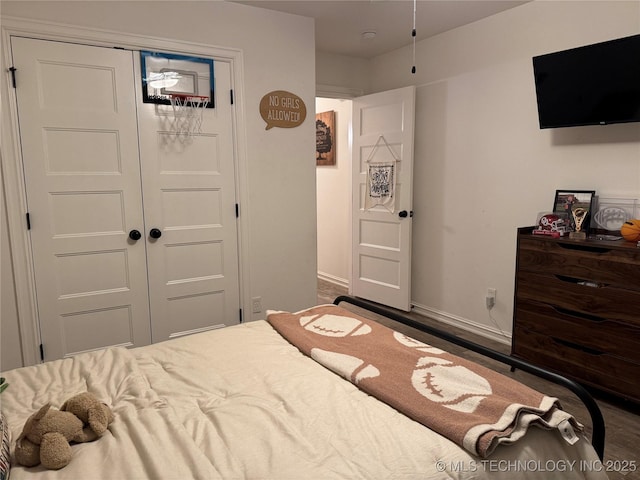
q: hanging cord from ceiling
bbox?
[411,0,417,74]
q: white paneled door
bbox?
[12,37,240,360]
[351,86,415,312]
[136,60,240,342]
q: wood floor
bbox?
[318,279,640,480]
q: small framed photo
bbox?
[553,190,596,232]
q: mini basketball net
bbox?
[168,93,209,136]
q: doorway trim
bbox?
[316,84,363,99]
[0,16,252,366]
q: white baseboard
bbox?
[411,302,512,347]
[317,272,349,289]
[316,276,511,346]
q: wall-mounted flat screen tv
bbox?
[533,34,640,129]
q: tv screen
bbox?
[533,34,640,129]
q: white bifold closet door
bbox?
[12,37,240,361]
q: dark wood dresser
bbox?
[512,226,640,403]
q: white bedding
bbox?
[1,320,607,479]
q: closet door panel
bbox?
[136,59,241,341]
[12,37,152,360]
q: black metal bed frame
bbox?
[333,295,605,460]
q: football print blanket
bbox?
[267,305,581,458]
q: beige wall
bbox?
[315,0,640,342]
[316,52,370,96]
[0,1,317,368]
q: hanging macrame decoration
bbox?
[365,135,399,213]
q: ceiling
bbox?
[233,0,531,58]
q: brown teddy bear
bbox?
[14,392,114,470]
[60,392,114,437]
[14,404,95,470]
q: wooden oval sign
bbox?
[260,90,307,130]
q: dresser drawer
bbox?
[517,237,640,291]
[514,299,640,362]
[512,328,640,402]
[516,271,640,327]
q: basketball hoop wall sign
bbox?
[260,90,307,130]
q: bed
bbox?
[1,297,608,479]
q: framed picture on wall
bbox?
[553,189,596,233]
[316,110,335,166]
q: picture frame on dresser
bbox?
[592,197,639,233]
[553,190,595,233]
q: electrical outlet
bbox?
[252,296,262,313]
[486,288,496,310]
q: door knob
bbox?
[129,229,142,241]
[399,210,408,218]
[149,228,162,239]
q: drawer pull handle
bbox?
[553,306,606,323]
[554,274,606,288]
[553,338,604,356]
[557,243,612,254]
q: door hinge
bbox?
[9,67,17,88]
[239,308,243,323]
[230,89,234,105]
[39,343,44,361]
[26,212,31,230]
[235,203,239,218]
